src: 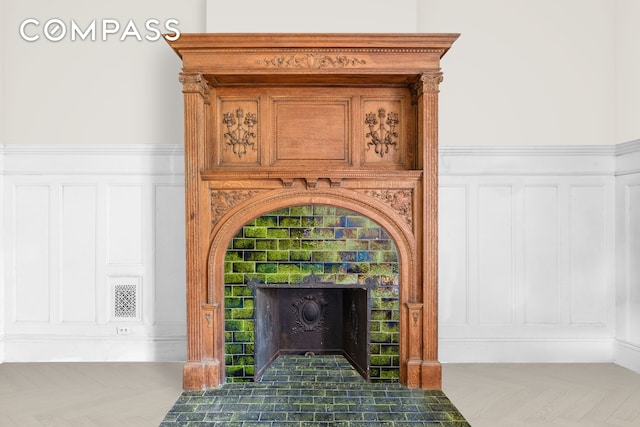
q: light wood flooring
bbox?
[442,363,640,426]
[1,362,639,426]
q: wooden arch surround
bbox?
[167,33,458,390]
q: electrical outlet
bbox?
[116,326,131,335]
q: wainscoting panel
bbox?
[438,185,468,325]
[439,147,617,363]
[13,185,51,323]
[61,185,97,323]
[476,185,514,325]
[615,140,640,373]
[627,185,640,344]
[523,185,559,325]
[1,145,186,362]
[569,185,607,326]
[1,143,638,371]
[107,185,143,266]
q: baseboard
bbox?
[2,335,187,362]
[614,339,640,373]
[439,338,615,363]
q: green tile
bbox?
[290,250,312,261]
[279,216,301,227]
[278,239,300,250]
[267,228,290,239]
[244,227,267,238]
[256,263,278,273]
[233,262,255,273]
[290,206,313,215]
[255,216,278,227]
[233,238,255,249]
[267,250,290,261]
[255,239,278,250]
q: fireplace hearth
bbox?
[167,33,458,390]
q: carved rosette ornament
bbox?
[257,53,366,69]
[363,189,413,226]
[210,190,260,225]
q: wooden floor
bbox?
[1,362,639,426]
[442,363,640,426]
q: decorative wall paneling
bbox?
[1,145,186,362]
[0,142,638,374]
[438,146,618,362]
[615,140,640,372]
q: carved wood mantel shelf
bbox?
[167,33,459,390]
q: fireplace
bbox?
[167,33,458,390]
[252,279,370,380]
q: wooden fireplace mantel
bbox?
[167,33,458,390]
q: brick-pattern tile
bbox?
[224,205,401,382]
[161,356,470,427]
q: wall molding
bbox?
[3,334,186,362]
[441,338,615,363]
[615,339,640,373]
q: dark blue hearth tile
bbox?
[161,354,468,427]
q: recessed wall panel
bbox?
[524,186,558,324]
[477,186,513,324]
[107,185,143,265]
[14,185,50,322]
[628,185,640,342]
[570,186,607,325]
[439,186,467,324]
[61,185,97,322]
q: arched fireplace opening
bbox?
[224,204,400,382]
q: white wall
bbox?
[615,0,640,144]
[419,0,617,147]
[207,0,418,33]
[1,0,205,147]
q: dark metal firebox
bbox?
[249,274,372,381]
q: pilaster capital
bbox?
[412,71,444,97]
[179,72,211,103]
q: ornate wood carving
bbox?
[412,72,444,97]
[364,108,399,158]
[222,107,258,158]
[178,72,210,103]
[257,53,366,68]
[363,189,413,226]
[210,189,261,225]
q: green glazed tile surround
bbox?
[224,205,400,383]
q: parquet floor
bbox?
[0,362,183,426]
[1,362,640,426]
[442,363,640,426]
